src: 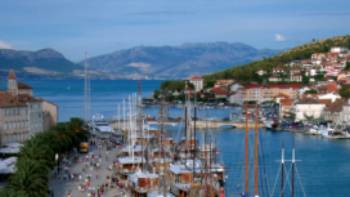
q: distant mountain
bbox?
[0,43,280,79]
[82,42,280,79]
[0,48,79,76]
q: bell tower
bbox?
[7,69,18,96]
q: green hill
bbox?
[203,35,350,86]
[158,35,350,95]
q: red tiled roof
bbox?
[274,93,291,99]
[280,98,293,106]
[0,91,41,108]
[211,87,229,96]
[317,81,338,93]
[189,75,202,80]
[244,83,302,89]
[324,99,346,113]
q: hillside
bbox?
[203,35,350,86]
[0,48,79,76]
[82,42,279,79]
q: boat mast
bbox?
[83,52,91,123]
[280,148,285,197]
[254,103,259,197]
[291,148,295,197]
[159,96,167,196]
[244,104,249,195]
[193,92,197,182]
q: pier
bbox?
[110,119,264,129]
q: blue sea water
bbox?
[4,78,350,197]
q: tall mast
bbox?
[280,148,285,197]
[291,148,295,197]
[192,93,197,182]
[83,52,91,122]
[244,104,249,195]
[254,104,259,196]
[159,97,167,196]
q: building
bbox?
[188,76,203,92]
[274,93,294,118]
[323,99,346,124]
[228,91,243,105]
[242,83,301,103]
[0,70,58,146]
[294,98,326,121]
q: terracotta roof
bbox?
[244,83,302,89]
[189,75,202,81]
[211,87,229,96]
[317,82,338,93]
[17,82,32,90]
[280,98,293,106]
[324,99,346,113]
[8,70,16,80]
[297,98,321,104]
[274,93,291,99]
[319,99,333,107]
[0,91,41,108]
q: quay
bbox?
[110,119,264,129]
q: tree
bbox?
[345,62,350,71]
[3,118,87,196]
[339,86,350,99]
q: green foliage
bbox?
[339,86,350,99]
[304,89,318,94]
[156,35,350,97]
[345,62,350,71]
[160,80,186,92]
[204,35,350,84]
[0,118,88,197]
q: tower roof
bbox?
[8,70,16,80]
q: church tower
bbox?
[8,69,18,96]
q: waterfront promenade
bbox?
[49,138,124,197]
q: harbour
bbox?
[13,78,350,197]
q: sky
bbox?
[0,0,349,61]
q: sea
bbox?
[4,78,350,197]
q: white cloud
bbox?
[274,33,286,42]
[0,40,13,49]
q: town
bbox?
[151,46,350,138]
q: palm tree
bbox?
[9,159,49,197]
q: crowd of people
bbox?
[51,137,125,197]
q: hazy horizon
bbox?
[0,0,349,61]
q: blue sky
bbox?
[0,0,349,61]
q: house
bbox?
[337,71,350,84]
[211,86,230,100]
[0,70,58,146]
[318,93,341,103]
[311,53,326,65]
[294,98,326,121]
[214,80,234,88]
[230,83,242,92]
[316,81,338,94]
[268,66,287,82]
[211,79,234,100]
[242,83,301,103]
[289,68,303,82]
[323,99,346,124]
[228,91,243,105]
[189,76,203,92]
[273,93,294,118]
[330,47,348,54]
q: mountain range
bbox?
[0,42,280,79]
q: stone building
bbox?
[0,70,57,146]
